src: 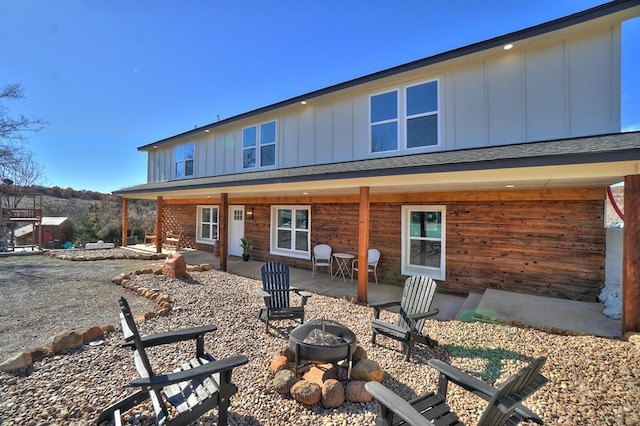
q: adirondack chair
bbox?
[370,275,439,361]
[365,356,548,426]
[257,261,312,333]
[96,297,249,426]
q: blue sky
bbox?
[1,1,638,193]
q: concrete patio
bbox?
[128,246,623,339]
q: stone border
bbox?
[0,257,212,373]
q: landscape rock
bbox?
[269,355,290,374]
[29,346,54,362]
[82,326,104,344]
[162,252,187,278]
[272,369,297,394]
[352,345,368,363]
[302,363,338,386]
[47,330,83,354]
[0,352,32,372]
[350,359,383,382]
[321,379,345,408]
[290,380,322,405]
[345,380,372,403]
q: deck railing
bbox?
[1,208,43,222]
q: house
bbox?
[14,217,73,248]
[114,1,640,333]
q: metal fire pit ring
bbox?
[289,318,357,376]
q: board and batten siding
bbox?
[145,25,620,184]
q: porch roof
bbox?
[115,131,640,200]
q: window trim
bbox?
[269,205,311,260]
[401,205,446,280]
[404,79,440,151]
[196,205,219,244]
[242,120,277,170]
[175,141,195,178]
[369,89,400,154]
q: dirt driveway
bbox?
[0,254,160,361]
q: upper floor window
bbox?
[175,142,195,178]
[401,205,446,280]
[270,205,310,259]
[370,80,439,153]
[370,91,398,153]
[243,121,276,169]
[196,205,218,243]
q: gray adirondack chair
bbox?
[96,297,248,426]
[370,275,439,361]
[365,356,548,426]
[257,261,312,333]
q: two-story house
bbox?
[115,0,640,332]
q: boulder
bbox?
[0,352,32,372]
[275,344,295,362]
[272,369,297,394]
[345,380,372,403]
[352,345,368,363]
[290,380,322,405]
[162,252,187,278]
[269,355,290,374]
[322,379,345,408]
[302,364,338,386]
[30,346,54,362]
[47,330,83,354]
[351,359,383,382]
[82,326,104,344]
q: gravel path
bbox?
[0,251,639,425]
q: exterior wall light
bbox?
[246,207,254,220]
[504,43,514,50]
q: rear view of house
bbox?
[115,1,640,333]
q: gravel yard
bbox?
[0,251,639,425]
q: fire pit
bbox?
[289,318,357,375]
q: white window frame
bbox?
[270,205,311,260]
[404,79,440,150]
[369,89,399,154]
[242,120,277,170]
[369,79,440,154]
[196,205,219,244]
[401,205,446,280]
[175,141,195,178]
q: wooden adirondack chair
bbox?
[365,356,548,426]
[96,297,248,426]
[256,261,312,333]
[370,275,439,361]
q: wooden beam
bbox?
[156,196,163,254]
[357,186,370,303]
[121,198,128,247]
[219,193,228,272]
[623,175,640,333]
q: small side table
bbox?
[332,253,354,282]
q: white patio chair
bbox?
[352,248,380,285]
[312,244,333,277]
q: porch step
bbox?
[453,292,483,322]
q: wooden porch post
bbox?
[121,198,128,247]
[357,186,370,303]
[219,193,228,272]
[156,196,163,254]
[623,175,640,333]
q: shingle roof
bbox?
[115,131,640,196]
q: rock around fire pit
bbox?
[269,320,384,408]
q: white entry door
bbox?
[228,205,245,257]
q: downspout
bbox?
[607,185,624,221]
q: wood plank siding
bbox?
[157,188,606,302]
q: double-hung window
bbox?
[370,80,439,153]
[196,206,218,244]
[401,205,446,280]
[243,120,276,169]
[270,205,310,259]
[175,142,195,178]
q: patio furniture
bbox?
[257,261,313,333]
[332,252,354,282]
[312,244,333,277]
[164,231,181,250]
[365,356,547,426]
[96,297,248,426]
[370,275,439,361]
[144,226,157,245]
[352,248,380,284]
